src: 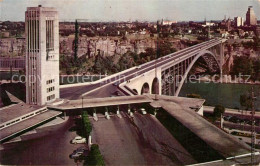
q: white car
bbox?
[140,108,147,115]
[71,136,86,144]
[136,66,141,69]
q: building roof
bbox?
[0,103,44,124]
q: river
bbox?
[179,82,260,110]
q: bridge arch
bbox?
[152,77,159,94]
[175,50,220,96]
[141,82,150,94]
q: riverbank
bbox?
[196,75,260,85]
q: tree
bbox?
[240,94,252,110]
[186,93,202,99]
[82,111,92,137]
[231,56,254,76]
[73,20,79,60]
[84,144,105,166]
[213,105,225,119]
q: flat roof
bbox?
[157,99,251,158]
[0,110,62,141]
[0,103,45,124]
[51,95,153,110]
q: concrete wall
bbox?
[124,67,162,95]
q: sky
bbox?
[0,0,260,22]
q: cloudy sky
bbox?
[0,0,259,21]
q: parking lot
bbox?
[0,117,87,165]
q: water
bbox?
[179,82,260,110]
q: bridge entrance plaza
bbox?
[49,94,253,161]
[0,102,62,143]
[91,111,196,165]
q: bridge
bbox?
[3,38,256,164]
[60,38,225,99]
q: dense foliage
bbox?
[82,111,92,137]
[186,93,202,99]
[240,94,253,110]
[84,144,105,166]
[231,56,260,81]
[213,105,225,119]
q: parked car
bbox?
[75,146,87,153]
[136,66,141,69]
[140,108,147,115]
[113,82,119,86]
[71,136,86,144]
[70,146,88,159]
[223,115,232,121]
[70,151,84,159]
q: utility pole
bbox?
[251,87,256,165]
[208,21,211,40]
[74,19,79,60]
[10,40,14,83]
[155,20,160,100]
[82,95,84,112]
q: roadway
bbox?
[60,39,224,100]
[204,106,260,120]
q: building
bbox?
[202,22,215,27]
[161,20,177,25]
[25,5,59,105]
[256,26,260,38]
[246,6,257,26]
[234,17,244,27]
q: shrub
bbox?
[84,144,105,166]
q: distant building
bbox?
[25,5,59,105]
[220,18,231,31]
[256,26,260,37]
[234,17,244,27]
[161,20,177,25]
[202,22,215,27]
[246,6,257,26]
[1,32,10,38]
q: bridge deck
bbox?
[60,39,224,100]
[153,99,251,158]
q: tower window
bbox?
[46,20,54,52]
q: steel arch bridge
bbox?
[119,38,226,96]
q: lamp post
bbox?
[154,20,160,100]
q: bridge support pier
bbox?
[105,111,110,120]
[105,107,110,120]
[128,104,134,117]
[153,108,157,116]
[93,108,98,121]
[116,106,122,118]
